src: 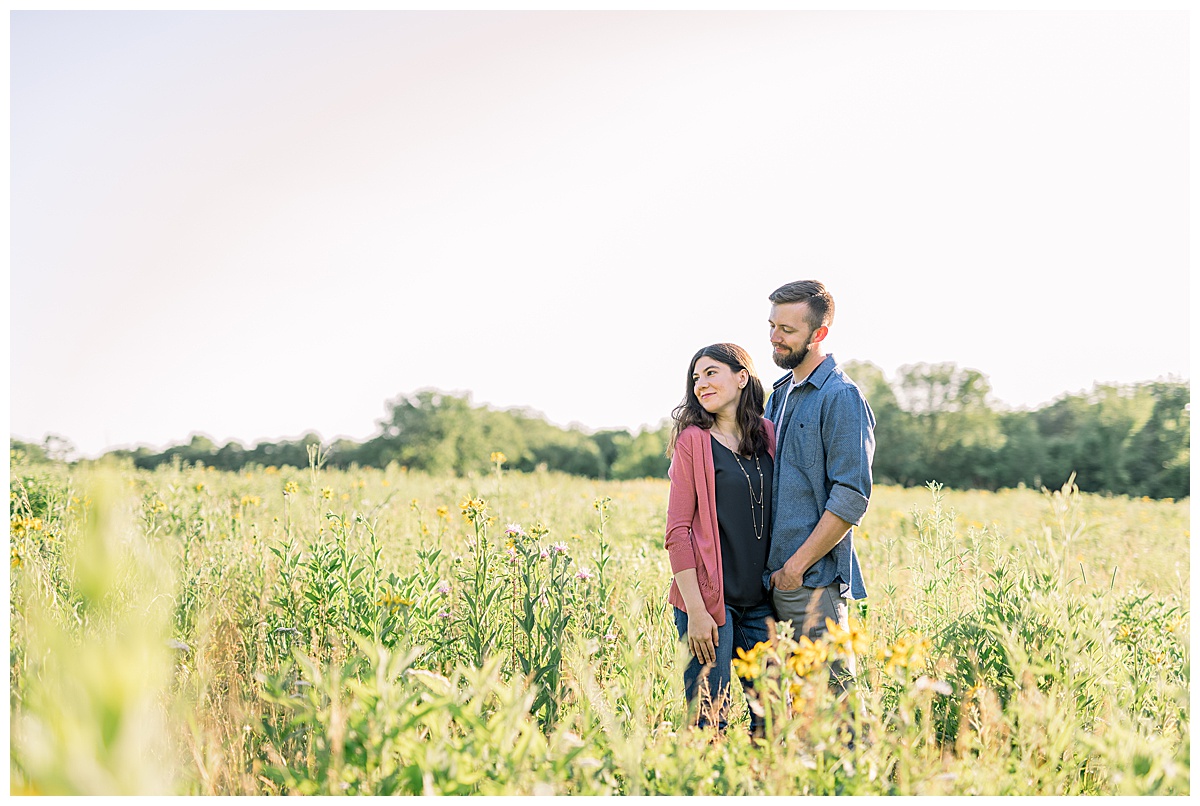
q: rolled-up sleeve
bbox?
[822,387,875,526]
[664,437,699,574]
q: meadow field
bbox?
[8,449,1190,795]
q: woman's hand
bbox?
[687,609,719,665]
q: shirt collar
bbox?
[771,354,836,392]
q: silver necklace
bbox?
[730,446,765,541]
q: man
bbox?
[763,280,874,701]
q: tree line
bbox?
[13,363,1189,499]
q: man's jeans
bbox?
[673,601,774,733]
[771,584,856,692]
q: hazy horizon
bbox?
[14,364,1190,460]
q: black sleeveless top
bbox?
[710,434,773,607]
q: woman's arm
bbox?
[664,432,700,574]
[674,568,718,664]
[663,429,719,663]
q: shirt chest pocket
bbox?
[788,420,819,468]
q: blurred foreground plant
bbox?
[10,470,178,794]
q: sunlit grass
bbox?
[9,452,1189,794]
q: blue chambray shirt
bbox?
[763,354,874,600]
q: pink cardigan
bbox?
[664,420,777,626]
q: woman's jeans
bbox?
[673,601,774,732]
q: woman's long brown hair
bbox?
[667,343,768,458]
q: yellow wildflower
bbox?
[786,635,828,677]
[881,633,931,678]
[732,644,765,680]
[825,617,871,656]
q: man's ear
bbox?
[810,325,829,345]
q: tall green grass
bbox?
[8,450,1189,794]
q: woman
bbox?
[664,343,776,734]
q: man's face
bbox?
[769,302,816,370]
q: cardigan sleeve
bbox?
[664,430,699,574]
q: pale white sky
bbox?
[9,10,1191,458]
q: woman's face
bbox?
[692,355,747,419]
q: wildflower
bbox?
[732,642,768,680]
[507,546,519,563]
[437,610,451,620]
[575,568,594,581]
[913,676,953,696]
[460,497,487,521]
[340,493,350,501]
[436,505,449,519]
[264,466,278,474]
[825,617,871,657]
[11,547,21,568]
[194,483,205,492]
[540,549,550,560]
[491,452,507,465]
[436,582,451,595]
[604,632,618,642]
[786,635,828,677]
[551,542,568,554]
[505,523,525,537]
[283,481,299,496]
[378,593,414,609]
[880,633,931,678]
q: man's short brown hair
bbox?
[769,280,834,331]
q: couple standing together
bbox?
[664,279,874,734]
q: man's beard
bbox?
[772,343,809,370]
